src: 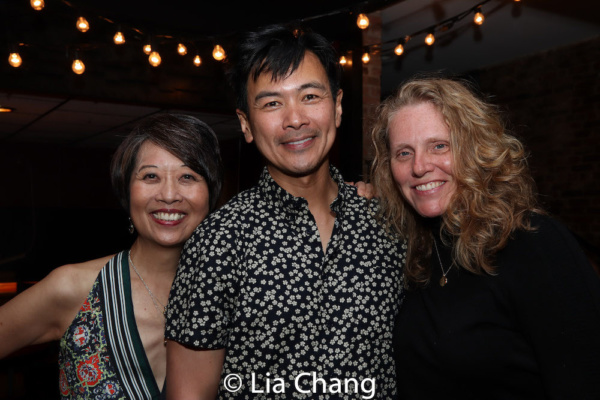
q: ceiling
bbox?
[1,0,599,148]
[380,0,600,92]
[1,0,385,147]
[0,92,243,145]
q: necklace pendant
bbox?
[440,276,448,287]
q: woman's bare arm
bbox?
[0,256,111,358]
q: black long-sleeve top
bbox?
[394,214,600,399]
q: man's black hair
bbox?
[226,24,341,114]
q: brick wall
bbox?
[362,11,382,177]
[474,35,600,257]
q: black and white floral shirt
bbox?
[166,166,405,399]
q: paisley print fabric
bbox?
[59,252,162,399]
[59,279,123,399]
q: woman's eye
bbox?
[143,173,157,180]
[181,174,196,181]
[434,143,448,150]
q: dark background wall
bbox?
[474,35,600,265]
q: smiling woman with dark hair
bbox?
[0,113,223,399]
[370,75,600,399]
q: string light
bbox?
[72,56,85,74]
[76,17,90,32]
[357,13,369,30]
[394,43,404,56]
[114,31,125,45]
[15,0,502,71]
[212,44,226,61]
[425,32,435,46]
[30,0,44,11]
[8,52,22,68]
[149,51,161,67]
[474,7,484,25]
[362,51,370,64]
[193,55,202,66]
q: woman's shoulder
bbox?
[500,213,594,280]
[48,254,116,303]
[52,254,114,282]
[511,213,579,251]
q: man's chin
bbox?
[268,158,329,179]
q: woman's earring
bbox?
[128,218,135,234]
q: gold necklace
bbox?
[433,239,454,287]
[128,251,167,319]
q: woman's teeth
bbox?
[416,181,444,191]
[152,212,185,221]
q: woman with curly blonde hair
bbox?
[371,75,600,399]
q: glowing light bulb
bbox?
[143,44,152,55]
[149,51,161,67]
[114,31,125,45]
[425,33,435,46]
[193,55,202,66]
[212,44,225,61]
[339,55,347,66]
[30,0,44,11]
[177,43,187,56]
[394,43,404,56]
[357,14,369,30]
[72,59,85,74]
[8,52,22,68]
[77,17,89,32]
[362,52,370,64]
[474,11,484,25]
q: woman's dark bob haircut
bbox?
[110,113,223,213]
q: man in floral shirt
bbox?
[166,24,405,399]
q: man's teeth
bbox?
[416,181,444,191]
[288,137,312,145]
[153,212,185,221]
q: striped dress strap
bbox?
[100,251,160,399]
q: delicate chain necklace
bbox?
[433,238,454,287]
[128,251,167,320]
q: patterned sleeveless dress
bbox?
[58,251,164,399]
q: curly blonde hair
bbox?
[370,75,542,287]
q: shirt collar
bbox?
[258,165,350,217]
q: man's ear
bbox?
[334,89,343,128]
[236,109,253,143]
